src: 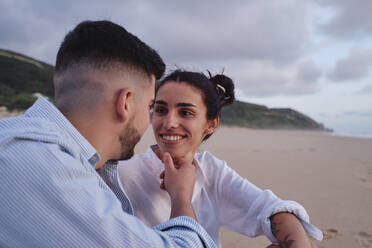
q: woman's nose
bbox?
[163,113,178,129]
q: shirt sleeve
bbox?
[215,158,323,243]
[0,140,216,248]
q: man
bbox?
[0,20,215,248]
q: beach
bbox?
[2,108,371,247]
[135,126,372,248]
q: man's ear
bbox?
[206,116,220,135]
[116,88,133,122]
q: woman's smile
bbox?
[159,133,188,146]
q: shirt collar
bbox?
[25,98,99,166]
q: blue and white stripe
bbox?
[0,98,216,248]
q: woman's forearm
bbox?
[270,212,315,248]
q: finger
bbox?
[163,152,175,172]
[160,180,165,190]
[159,170,165,179]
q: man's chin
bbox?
[119,150,135,161]
[118,118,142,161]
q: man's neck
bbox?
[66,112,115,169]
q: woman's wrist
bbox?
[170,198,196,220]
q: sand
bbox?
[0,107,23,119]
[134,126,372,248]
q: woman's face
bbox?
[152,81,217,159]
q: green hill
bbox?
[221,101,328,130]
[0,48,329,131]
[0,48,54,110]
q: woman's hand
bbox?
[159,152,197,220]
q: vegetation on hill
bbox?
[0,48,54,110]
[0,48,329,130]
[221,101,328,130]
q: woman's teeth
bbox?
[162,135,183,141]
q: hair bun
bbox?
[209,74,235,107]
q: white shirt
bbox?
[118,146,323,247]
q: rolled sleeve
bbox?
[155,216,216,247]
[259,199,324,243]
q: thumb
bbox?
[163,152,175,172]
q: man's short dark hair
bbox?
[55,20,165,80]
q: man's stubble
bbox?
[118,117,141,160]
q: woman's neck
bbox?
[152,145,195,166]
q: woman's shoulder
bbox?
[196,150,225,164]
[195,150,230,174]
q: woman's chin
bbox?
[159,147,184,159]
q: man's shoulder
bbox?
[1,114,68,143]
[0,117,88,187]
[0,114,79,160]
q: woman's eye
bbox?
[180,110,193,117]
[154,106,167,115]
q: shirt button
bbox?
[90,154,99,163]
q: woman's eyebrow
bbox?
[176,102,197,108]
[154,101,196,108]
[154,100,167,106]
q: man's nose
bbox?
[163,113,178,129]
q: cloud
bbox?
[0,0,317,66]
[2,0,353,98]
[0,1,77,63]
[316,0,372,39]
[228,59,322,97]
[356,84,372,95]
[343,110,372,117]
[328,47,372,82]
[297,59,322,83]
[141,1,314,64]
[0,0,131,63]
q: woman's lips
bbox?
[159,134,187,144]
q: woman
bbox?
[118,70,322,247]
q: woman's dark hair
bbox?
[155,69,235,140]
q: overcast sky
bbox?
[1,0,372,136]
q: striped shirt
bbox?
[0,98,216,248]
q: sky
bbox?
[1,0,372,136]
